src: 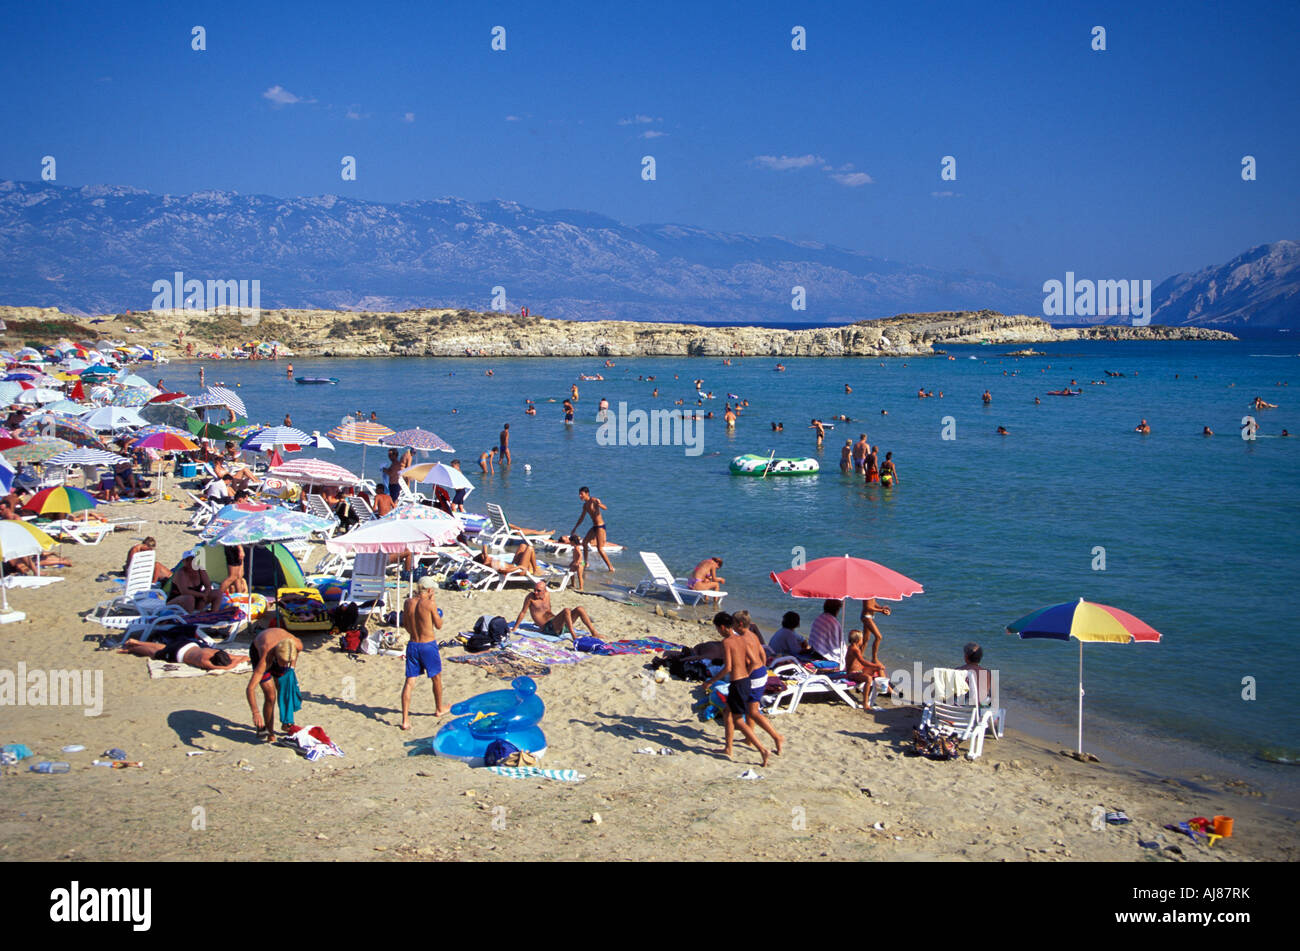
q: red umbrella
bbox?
[770,554,923,663]
[148,391,188,404]
[0,437,28,452]
[770,554,923,601]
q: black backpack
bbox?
[466,615,509,652]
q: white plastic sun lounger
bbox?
[633,551,726,606]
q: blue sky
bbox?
[1,0,1296,288]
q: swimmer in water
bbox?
[1203,426,1213,436]
[997,426,1009,435]
[1135,419,1151,434]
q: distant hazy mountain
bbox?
[1149,240,1300,329]
[0,180,1039,322]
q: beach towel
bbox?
[931,668,969,703]
[277,667,302,726]
[593,636,684,656]
[511,621,565,642]
[146,652,251,679]
[281,723,343,762]
[487,765,586,782]
[3,575,63,588]
[447,651,551,680]
[505,637,584,666]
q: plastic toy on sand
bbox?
[431,676,547,764]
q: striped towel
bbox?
[505,637,584,665]
[594,636,685,656]
[487,765,586,782]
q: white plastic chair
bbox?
[633,551,726,606]
[920,668,995,759]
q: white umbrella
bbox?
[16,388,64,404]
[45,447,127,467]
[0,520,56,622]
[325,515,462,554]
[401,461,476,498]
[82,406,148,431]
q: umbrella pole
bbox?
[1077,639,1085,754]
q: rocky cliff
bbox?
[0,305,1236,358]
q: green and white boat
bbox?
[730,453,820,476]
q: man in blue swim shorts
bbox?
[400,576,448,730]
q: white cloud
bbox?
[505,115,523,122]
[345,105,366,120]
[262,85,314,106]
[618,114,661,125]
[640,130,667,139]
[931,190,959,198]
[830,171,874,186]
[402,112,415,123]
[751,154,824,171]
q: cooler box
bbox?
[177,462,198,478]
[276,587,332,634]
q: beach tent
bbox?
[192,541,307,593]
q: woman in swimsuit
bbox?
[864,446,879,483]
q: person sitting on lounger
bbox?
[766,611,811,660]
[169,551,222,614]
[511,581,602,639]
[512,539,540,575]
[958,642,993,704]
[118,636,239,671]
[688,556,724,591]
[124,537,171,584]
[475,545,524,575]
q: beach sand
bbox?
[2,495,1295,863]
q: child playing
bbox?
[566,534,585,591]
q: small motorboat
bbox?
[295,377,339,385]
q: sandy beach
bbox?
[2,493,1295,863]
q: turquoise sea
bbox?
[180,338,1300,780]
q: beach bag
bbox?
[332,601,360,632]
[473,615,509,640]
[912,723,961,761]
[681,659,712,682]
[339,628,365,653]
[443,570,471,591]
[573,635,602,653]
[484,739,520,767]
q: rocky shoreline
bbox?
[1,305,1237,358]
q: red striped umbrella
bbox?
[269,458,362,486]
[326,420,395,479]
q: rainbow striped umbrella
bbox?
[327,419,395,478]
[25,485,98,515]
[1007,598,1162,754]
[131,431,199,452]
[0,519,57,616]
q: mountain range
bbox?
[0,180,1294,329]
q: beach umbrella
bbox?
[24,485,98,516]
[190,385,246,418]
[130,423,192,439]
[45,447,127,468]
[0,437,27,452]
[113,372,151,388]
[326,513,461,554]
[0,520,56,622]
[770,554,924,663]
[16,388,64,405]
[0,381,23,404]
[307,432,334,450]
[41,400,89,416]
[140,402,196,429]
[110,387,153,408]
[2,436,76,463]
[17,414,103,448]
[223,421,263,438]
[401,461,475,499]
[148,391,188,403]
[1006,598,1162,754]
[131,431,198,453]
[205,508,336,599]
[326,419,394,478]
[241,426,310,451]
[186,418,235,442]
[82,406,148,431]
[382,427,454,453]
[268,458,362,486]
[199,501,276,541]
[0,460,14,495]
